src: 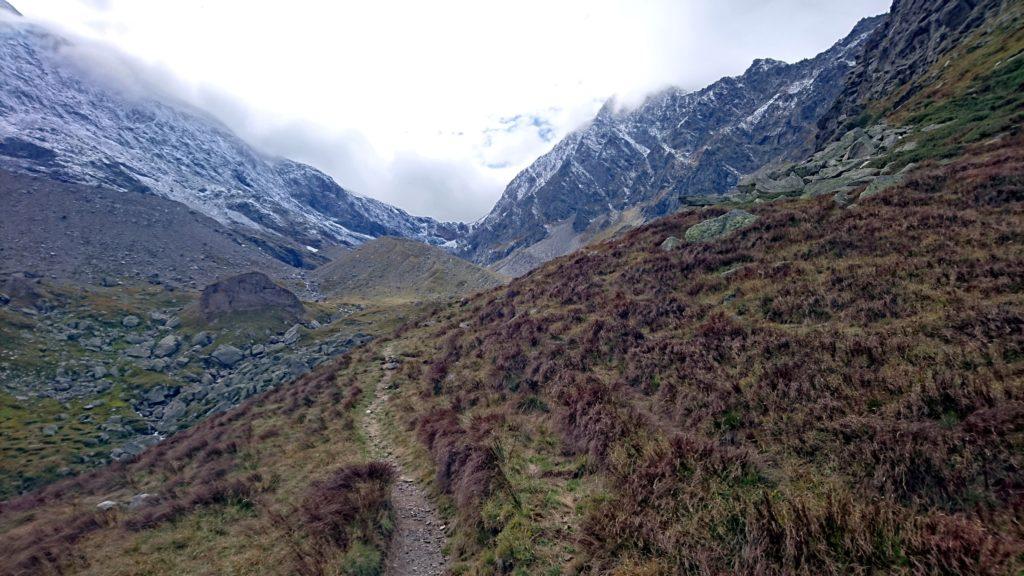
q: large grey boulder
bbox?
[283,324,303,345]
[685,210,758,243]
[755,174,804,197]
[190,331,214,347]
[211,344,244,367]
[152,335,179,358]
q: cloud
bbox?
[16,0,891,223]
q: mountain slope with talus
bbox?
[461,15,885,276]
[0,11,466,267]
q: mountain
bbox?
[4,1,1023,574]
[0,169,299,288]
[816,0,1009,145]
[314,236,506,302]
[0,11,466,267]
[461,16,885,276]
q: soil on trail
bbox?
[365,362,448,576]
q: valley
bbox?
[1,0,1023,574]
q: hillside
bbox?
[353,135,1024,574]
[0,170,301,287]
[314,237,506,303]
[2,0,1023,574]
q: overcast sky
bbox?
[17,0,890,222]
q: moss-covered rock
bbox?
[685,210,758,243]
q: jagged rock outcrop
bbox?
[462,16,885,276]
[199,272,303,322]
[816,0,1006,145]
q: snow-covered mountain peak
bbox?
[0,17,466,266]
[0,1,20,17]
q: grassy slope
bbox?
[869,2,1024,169]
[346,136,1024,575]
[0,348,395,576]
[314,237,507,304]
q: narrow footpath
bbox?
[364,360,448,576]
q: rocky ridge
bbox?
[462,15,886,275]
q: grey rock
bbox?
[283,324,303,345]
[211,344,244,367]
[895,141,919,153]
[845,136,877,160]
[803,177,855,198]
[125,342,152,358]
[121,315,141,328]
[152,334,179,358]
[755,173,805,196]
[190,331,214,347]
[685,210,758,243]
[42,424,59,436]
[659,236,682,252]
[144,385,170,405]
[96,500,119,511]
[860,174,904,200]
[128,493,155,509]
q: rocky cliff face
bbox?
[816,0,1006,145]
[462,16,885,276]
[0,13,466,265]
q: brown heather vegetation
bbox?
[0,352,394,576]
[350,137,1024,575]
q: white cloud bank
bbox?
[17,0,890,221]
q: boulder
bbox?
[125,342,152,359]
[198,272,303,322]
[144,385,171,405]
[128,493,155,509]
[685,210,758,243]
[152,335,179,358]
[283,324,304,345]
[755,174,804,197]
[659,236,682,252]
[860,174,904,201]
[211,344,244,367]
[803,177,855,198]
[845,136,877,160]
[190,331,214,347]
[121,315,141,328]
